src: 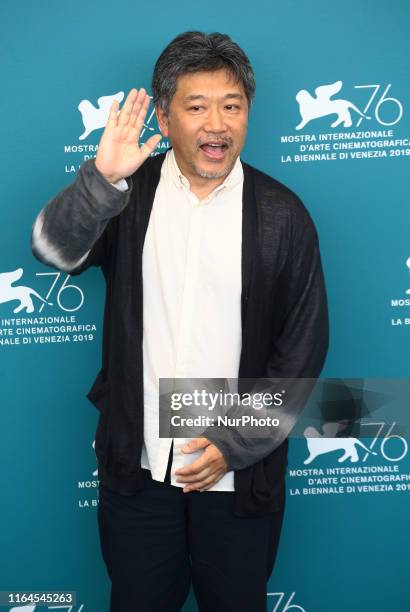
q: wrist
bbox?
[94,160,123,185]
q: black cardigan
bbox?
[32,152,329,517]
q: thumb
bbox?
[140,133,162,160]
[181,437,209,453]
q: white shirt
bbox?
[140,149,243,491]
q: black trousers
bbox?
[97,445,286,612]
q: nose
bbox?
[203,106,226,133]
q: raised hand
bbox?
[95,88,162,184]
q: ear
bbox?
[155,104,169,137]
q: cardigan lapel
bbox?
[137,153,165,246]
[238,162,259,380]
[240,162,258,331]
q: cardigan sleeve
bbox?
[30,158,132,274]
[204,207,329,471]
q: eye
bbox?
[225,104,240,111]
[188,105,202,112]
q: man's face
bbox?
[156,68,249,183]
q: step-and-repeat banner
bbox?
[1,1,409,610]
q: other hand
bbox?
[175,437,228,492]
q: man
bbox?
[31,31,328,612]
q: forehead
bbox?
[173,68,246,99]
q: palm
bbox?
[95,88,162,184]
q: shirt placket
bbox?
[171,189,203,484]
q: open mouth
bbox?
[199,142,229,160]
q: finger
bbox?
[176,466,212,483]
[118,88,138,127]
[175,454,210,476]
[198,475,224,491]
[175,446,221,476]
[185,472,224,492]
[106,100,120,129]
[133,92,153,136]
[139,133,162,160]
[129,88,147,127]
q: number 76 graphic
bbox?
[267,592,306,612]
[36,272,84,313]
[355,84,403,127]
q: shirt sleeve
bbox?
[110,177,129,192]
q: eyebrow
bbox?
[183,93,245,102]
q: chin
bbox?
[194,161,234,180]
[197,169,230,179]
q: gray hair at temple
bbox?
[152,31,256,115]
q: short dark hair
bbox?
[152,31,255,114]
